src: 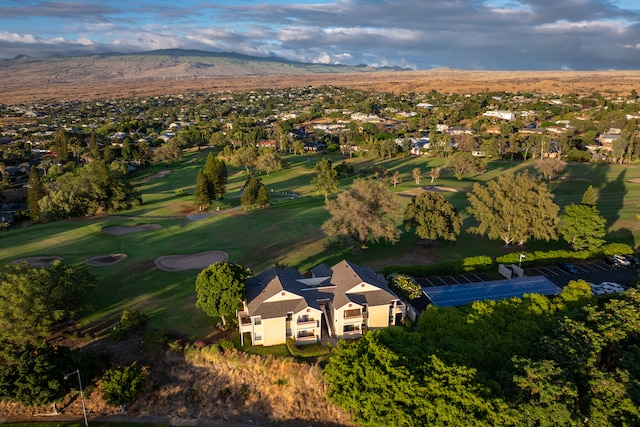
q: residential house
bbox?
[482,110,516,120]
[237,260,406,346]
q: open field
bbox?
[2,151,640,340]
[4,69,640,103]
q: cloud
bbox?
[0,0,639,69]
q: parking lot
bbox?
[415,261,638,292]
[417,273,493,288]
[528,260,638,289]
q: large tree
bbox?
[101,362,146,414]
[27,167,44,221]
[404,191,462,245]
[534,158,567,181]
[311,158,340,201]
[559,187,606,251]
[0,262,93,351]
[240,176,269,210]
[203,152,228,199]
[195,262,250,326]
[446,151,485,180]
[322,178,402,249]
[467,172,559,246]
[193,169,211,212]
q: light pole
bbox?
[519,253,526,268]
[64,369,88,426]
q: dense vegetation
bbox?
[325,283,640,426]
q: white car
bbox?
[613,255,631,267]
[600,282,625,293]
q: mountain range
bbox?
[0,49,409,85]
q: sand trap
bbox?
[9,256,62,268]
[154,250,229,272]
[141,170,171,182]
[423,186,458,192]
[103,224,161,235]
[627,178,640,183]
[85,253,127,266]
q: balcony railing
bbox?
[343,314,363,324]
[296,319,317,328]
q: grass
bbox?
[2,152,640,341]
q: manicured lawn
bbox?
[2,152,640,341]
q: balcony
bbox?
[343,313,363,324]
[342,330,362,339]
[296,319,317,329]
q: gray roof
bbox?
[244,260,400,319]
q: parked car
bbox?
[624,254,640,266]
[600,282,625,293]
[605,255,625,268]
[613,254,631,267]
[559,262,578,274]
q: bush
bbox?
[111,309,149,341]
[143,329,167,351]
[600,242,634,256]
[387,272,422,299]
[219,339,235,352]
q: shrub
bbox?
[143,329,167,351]
[600,242,634,256]
[111,309,149,340]
[219,339,235,352]
[387,272,422,299]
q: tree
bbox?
[534,158,567,181]
[390,171,402,188]
[193,169,211,211]
[203,153,228,200]
[404,192,462,244]
[560,203,606,251]
[581,185,597,207]
[195,262,250,326]
[101,362,146,414]
[152,140,182,163]
[429,167,441,184]
[3,343,77,414]
[467,172,560,246]
[446,151,485,180]
[311,158,340,201]
[412,167,422,185]
[27,167,45,221]
[0,262,94,351]
[322,178,402,249]
[256,150,284,175]
[241,176,268,210]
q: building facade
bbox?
[237,260,406,346]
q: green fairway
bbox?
[2,151,640,340]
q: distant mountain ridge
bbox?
[0,49,410,86]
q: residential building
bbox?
[237,260,406,346]
[482,110,516,120]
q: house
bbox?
[483,110,516,120]
[237,260,406,347]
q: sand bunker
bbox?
[9,256,62,268]
[154,250,229,272]
[103,224,161,235]
[423,185,458,192]
[85,253,127,266]
[141,170,171,182]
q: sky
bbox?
[1,0,640,70]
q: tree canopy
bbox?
[325,284,640,426]
[322,178,402,249]
[195,262,251,326]
[559,203,606,251]
[404,191,462,244]
[101,362,146,414]
[311,158,340,201]
[466,172,559,246]
[0,261,94,351]
[445,151,485,180]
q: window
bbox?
[286,312,293,321]
[253,316,262,326]
[343,324,360,333]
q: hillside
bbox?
[2,49,640,103]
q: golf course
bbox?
[2,149,640,341]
